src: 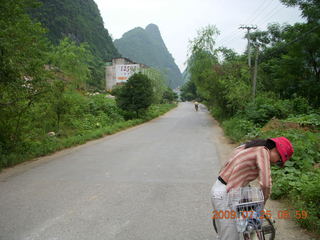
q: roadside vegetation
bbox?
[0,1,177,170]
[182,0,320,234]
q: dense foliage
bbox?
[0,0,49,155]
[184,3,320,233]
[114,24,183,89]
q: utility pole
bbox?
[252,46,259,99]
[239,25,257,68]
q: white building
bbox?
[106,58,149,91]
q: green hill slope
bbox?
[30,0,119,61]
[114,24,183,89]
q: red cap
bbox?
[270,137,294,164]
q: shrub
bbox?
[116,73,154,118]
[88,95,124,122]
[291,97,312,114]
[259,128,320,233]
[244,95,292,125]
[291,170,320,233]
[222,117,259,142]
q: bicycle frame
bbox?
[212,187,275,240]
[212,214,275,240]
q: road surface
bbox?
[0,102,222,240]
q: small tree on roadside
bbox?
[162,88,178,103]
[115,73,154,118]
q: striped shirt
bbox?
[219,145,272,201]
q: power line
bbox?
[254,4,283,26]
[259,7,284,25]
[244,0,275,24]
[216,0,282,47]
[216,0,296,52]
[216,0,268,44]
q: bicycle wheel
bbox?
[262,216,275,240]
[213,215,275,240]
[243,231,264,240]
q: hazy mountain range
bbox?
[114,24,183,89]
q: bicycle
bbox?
[212,187,275,240]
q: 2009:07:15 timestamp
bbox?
[211,210,308,220]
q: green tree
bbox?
[49,37,94,90]
[250,23,320,107]
[280,0,320,23]
[162,88,178,103]
[0,0,49,153]
[187,26,252,119]
[180,80,198,101]
[142,68,167,104]
[189,25,220,54]
[50,80,70,131]
[115,73,154,118]
[187,25,220,103]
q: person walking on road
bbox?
[194,101,199,111]
[210,137,294,240]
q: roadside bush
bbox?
[88,95,124,122]
[244,94,292,125]
[258,128,320,233]
[291,96,312,114]
[209,106,226,121]
[291,169,320,233]
[244,95,314,126]
[222,117,260,142]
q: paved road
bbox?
[0,102,222,240]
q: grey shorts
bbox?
[211,179,239,240]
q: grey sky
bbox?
[94,0,303,72]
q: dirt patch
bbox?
[262,118,318,132]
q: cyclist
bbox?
[194,101,199,111]
[210,137,294,240]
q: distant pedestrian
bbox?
[194,101,199,111]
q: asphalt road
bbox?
[0,102,222,240]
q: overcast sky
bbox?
[94,0,304,72]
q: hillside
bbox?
[182,67,190,86]
[29,0,119,61]
[114,24,183,89]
